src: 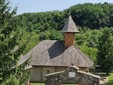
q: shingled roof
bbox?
[18,16,93,68]
[19,40,94,67]
[62,16,79,32]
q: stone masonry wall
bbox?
[45,66,100,85]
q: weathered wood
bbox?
[19,40,93,68]
[62,16,79,33]
[64,32,75,46]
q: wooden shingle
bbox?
[19,40,93,67]
[62,16,79,33]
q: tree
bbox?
[67,3,113,29]
[97,28,113,74]
[0,0,29,84]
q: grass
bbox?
[31,83,44,85]
[31,83,78,85]
[62,84,78,85]
[105,73,113,85]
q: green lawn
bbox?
[62,84,78,85]
[31,83,76,85]
[31,83,44,85]
[105,73,113,85]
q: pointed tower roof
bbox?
[62,16,79,32]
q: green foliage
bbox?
[12,3,113,32]
[0,0,29,84]
[14,11,66,32]
[2,71,29,85]
[1,2,113,81]
[4,75,20,85]
[104,73,113,85]
[49,29,64,40]
[79,45,97,63]
[67,3,113,29]
[97,28,113,74]
[1,1,113,84]
[75,28,102,63]
[10,3,113,60]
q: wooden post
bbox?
[27,80,30,85]
[78,83,80,85]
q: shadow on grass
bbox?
[105,80,113,85]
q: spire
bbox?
[62,15,79,47]
[62,15,79,33]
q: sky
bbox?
[10,0,113,15]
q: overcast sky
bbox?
[10,0,113,15]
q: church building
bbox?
[19,16,94,82]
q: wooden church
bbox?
[18,16,94,82]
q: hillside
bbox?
[12,2,113,64]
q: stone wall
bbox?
[45,66,100,85]
[30,66,67,82]
[30,67,42,82]
[30,66,90,82]
[42,67,55,81]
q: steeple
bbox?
[62,15,79,33]
[62,16,79,47]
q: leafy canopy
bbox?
[97,28,113,74]
[0,0,29,84]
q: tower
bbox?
[62,16,79,47]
